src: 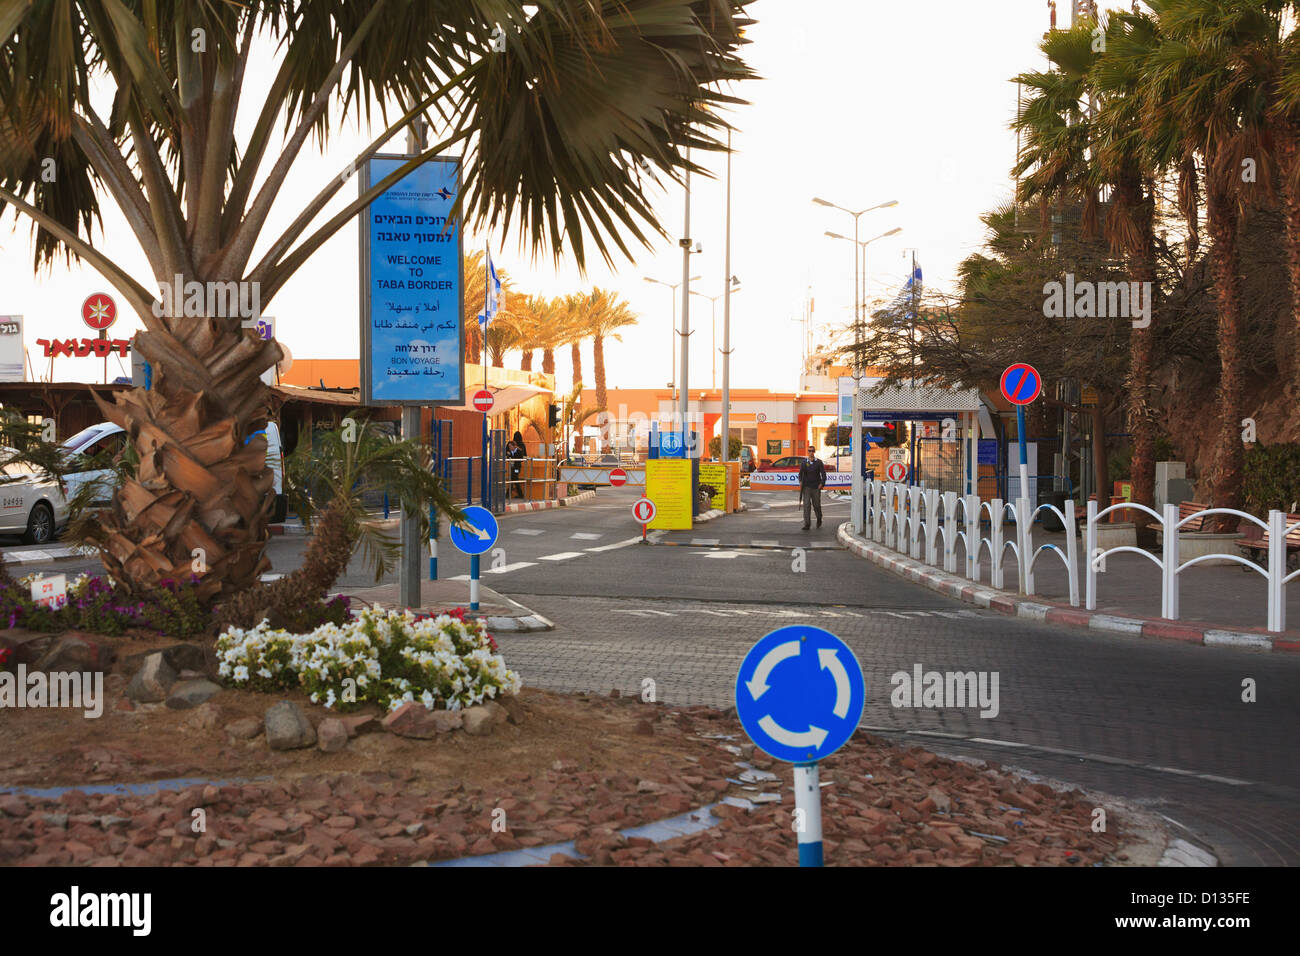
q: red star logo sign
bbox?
[82,293,117,332]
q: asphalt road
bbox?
[8,486,1299,864]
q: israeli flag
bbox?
[484,251,503,323]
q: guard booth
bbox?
[848,383,985,535]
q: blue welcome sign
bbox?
[359,155,464,405]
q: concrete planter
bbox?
[1094,522,1136,551]
[1155,530,1246,566]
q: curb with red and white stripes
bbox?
[836,523,1300,653]
[502,490,596,515]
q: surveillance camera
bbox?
[694,241,704,254]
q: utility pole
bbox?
[722,129,734,466]
[678,148,693,449]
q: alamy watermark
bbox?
[1043,273,1152,328]
[151,274,262,322]
[0,665,104,718]
[889,664,999,718]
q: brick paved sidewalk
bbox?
[838,523,1300,651]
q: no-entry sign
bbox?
[885,461,907,482]
[472,389,494,413]
[1000,363,1042,406]
[82,293,116,332]
[632,497,656,524]
[609,467,628,487]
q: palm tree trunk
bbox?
[571,341,583,393]
[90,308,282,605]
[1205,177,1245,530]
[594,334,607,410]
[1278,128,1300,401]
[521,350,534,371]
[1119,174,1157,514]
[542,348,555,375]
[1091,401,1109,508]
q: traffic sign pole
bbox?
[793,762,824,867]
[469,553,480,610]
[1016,404,1030,505]
[735,626,865,868]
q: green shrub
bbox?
[1243,442,1300,513]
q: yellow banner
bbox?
[698,463,726,510]
[646,459,692,530]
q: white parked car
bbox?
[0,452,70,544]
[60,420,288,521]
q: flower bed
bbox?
[0,573,351,641]
[215,607,521,713]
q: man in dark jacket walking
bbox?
[799,448,827,530]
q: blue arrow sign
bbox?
[448,505,498,555]
[734,626,865,763]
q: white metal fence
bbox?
[858,480,1298,632]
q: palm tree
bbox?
[1140,0,1267,523]
[0,1,756,603]
[506,295,556,370]
[215,419,464,630]
[1091,9,1165,513]
[586,287,639,411]
[561,293,590,396]
[533,296,568,376]
[1012,21,1110,500]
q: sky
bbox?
[0,0,1058,393]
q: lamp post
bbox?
[722,128,734,465]
[644,274,699,409]
[813,197,898,535]
[824,226,903,338]
[690,279,741,392]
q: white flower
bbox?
[257,667,272,679]
[233,665,249,682]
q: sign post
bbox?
[359,153,465,610]
[632,497,656,543]
[82,293,116,384]
[735,626,865,867]
[448,505,498,611]
[999,363,1042,505]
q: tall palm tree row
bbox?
[0,0,756,601]
[1006,0,1300,521]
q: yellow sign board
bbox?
[646,459,692,530]
[698,463,726,510]
[1081,385,1099,406]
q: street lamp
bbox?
[644,274,700,405]
[824,226,902,339]
[814,197,898,535]
[690,277,742,391]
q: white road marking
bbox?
[511,528,544,536]
[538,551,584,561]
[690,537,720,545]
[750,539,780,547]
[570,532,602,540]
[485,561,537,574]
[587,537,641,552]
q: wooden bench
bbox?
[1177,501,1210,532]
[1237,513,1300,570]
